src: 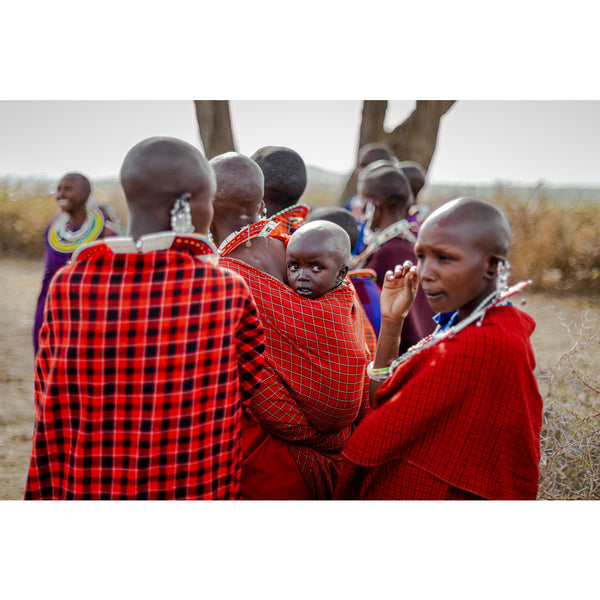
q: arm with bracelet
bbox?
[368,261,419,400]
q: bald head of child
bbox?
[286,220,351,300]
[415,197,512,320]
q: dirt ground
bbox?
[1,257,599,500]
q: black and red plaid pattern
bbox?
[335,306,543,500]
[25,242,265,500]
[221,258,371,499]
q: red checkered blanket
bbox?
[220,257,371,498]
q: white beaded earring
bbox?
[170,193,194,234]
[496,259,511,292]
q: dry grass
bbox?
[537,312,600,499]
[0,179,126,259]
[3,181,599,292]
[425,188,600,294]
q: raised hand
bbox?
[380,261,419,324]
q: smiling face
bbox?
[415,216,499,320]
[286,222,350,299]
[55,174,90,215]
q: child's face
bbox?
[415,218,495,319]
[286,237,346,300]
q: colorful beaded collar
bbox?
[218,219,282,256]
[48,208,105,253]
[73,232,218,265]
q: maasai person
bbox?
[286,220,351,300]
[345,143,397,255]
[352,162,435,354]
[397,160,429,232]
[211,155,372,500]
[209,152,289,284]
[335,197,543,500]
[250,145,309,233]
[304,206,381,339]
[25,137,265,500]
[32,172,119,354]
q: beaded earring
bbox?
[170,193,195,234]
[496,259,511,293]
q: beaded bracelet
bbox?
[366,361,392,382]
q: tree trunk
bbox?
[194,100,236,159]
[337,100,456,205]
[384,100,455,169]
[337,101,389,204]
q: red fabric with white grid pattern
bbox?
[25,241,265,500]
[335,306,543,500]
[220,257,371,499]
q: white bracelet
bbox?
[366,361,392,382]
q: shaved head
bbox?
[359,164,412,210]
[120,137,215,238]
[289,220,351,265]
[210,152,264,218]
[286,220,351,298]
[357,143,395,170]
[423,197,512,258]
[305,206,360,250]
[397,161,426,198]
[62,172,92,198]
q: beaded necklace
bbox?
[352,218,417,269]
[391,279,531,371]
[48,208,105,253]
[73,232,218,265]
[271,204,309,233]
[218,219,279,256]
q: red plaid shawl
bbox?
[335,306,543,500]
[26,237,265,500]
[220,257,372,499]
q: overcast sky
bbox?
[1,100,600,186]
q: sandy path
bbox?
[0,257,598,500]
[0,259,41,499]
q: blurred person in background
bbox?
[32,172,119,354]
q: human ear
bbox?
[484,255,500,281]
[337,265,349,282]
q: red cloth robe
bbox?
[220,257,372,499]
[334,306,543,500]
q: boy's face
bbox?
[286,234,347,299]
[415,217,495,319]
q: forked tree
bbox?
[193,100,456,203]
[336,100,455,204]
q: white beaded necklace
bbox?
[352,218,416,268]
[54,209,97,243]
[388,278,531,374]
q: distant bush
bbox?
[0,180,126,259]
[537,312,600,499]
[0,183,56,258]
[426,187,600,294]
[2,180,599,293]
